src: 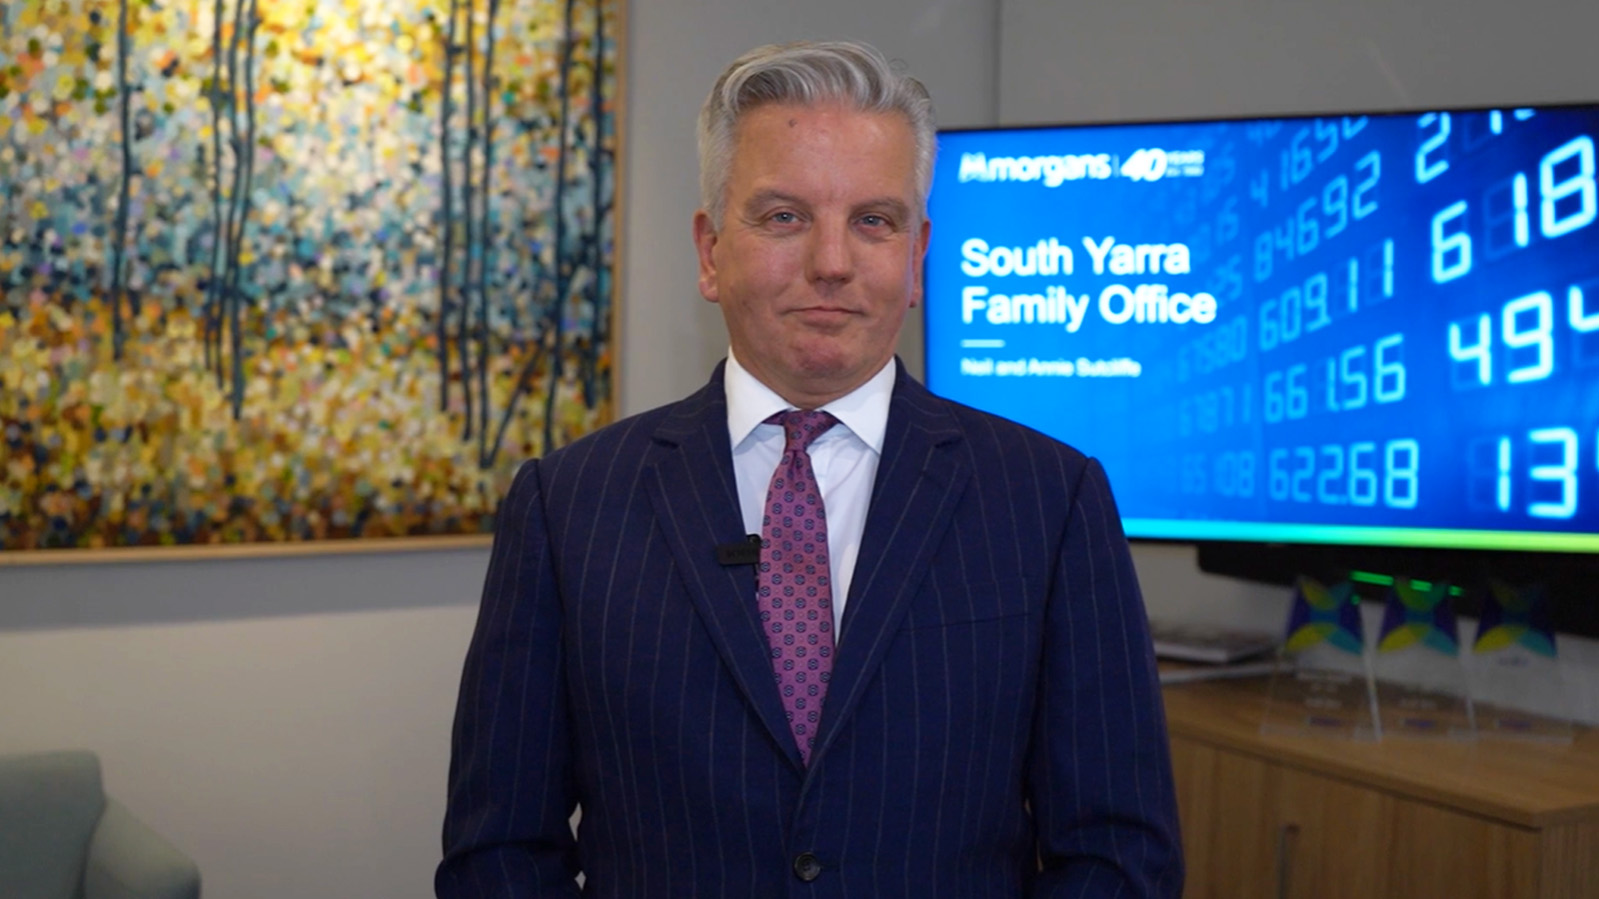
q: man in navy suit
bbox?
[438,40,1183,897]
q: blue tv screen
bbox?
[924,105,1599,553]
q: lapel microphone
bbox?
[715,534,763,567]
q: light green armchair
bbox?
[0,750,200,899]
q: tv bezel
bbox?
[925,103,1599,635]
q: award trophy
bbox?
[1262,576,1380,740]
[1372,580,1474,740]
[1468,580,1574,743]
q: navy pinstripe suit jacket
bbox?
[438,362,1183,898]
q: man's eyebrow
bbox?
[857,197,913,221]
[741,189,805,217]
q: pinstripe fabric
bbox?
[438,360,1183,898]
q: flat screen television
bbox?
[923,104,1599,630]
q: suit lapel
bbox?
[644,367,806,770]
[809,366,969,769]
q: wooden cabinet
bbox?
[1164,679,1599,898]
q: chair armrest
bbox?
[84,799,201,899]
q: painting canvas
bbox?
[0,0,621,555]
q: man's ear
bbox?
[693,210,720,304]
[909,216,931,308]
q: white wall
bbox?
[0,552,483,898]
[997,0,1599,126]
[0,2,998,897]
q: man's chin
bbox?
[787,350,889,390]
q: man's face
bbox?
[693,102,931,408]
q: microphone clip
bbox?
[715,534,763,567]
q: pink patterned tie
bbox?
[758,410,838,766]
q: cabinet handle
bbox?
[1275,823,1300,899]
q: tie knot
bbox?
[768,410,837,453]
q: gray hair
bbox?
[697,40,936,228]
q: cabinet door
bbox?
[1274,765,1541,899]
[1170,736,1279,899]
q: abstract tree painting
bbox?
[1,0,620,553]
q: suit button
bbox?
[792,852,822,882]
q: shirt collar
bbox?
[724,349,895,454]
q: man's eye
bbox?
[859,214,889,228]
[769,211,798,224]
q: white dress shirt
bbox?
[725,350,895,637]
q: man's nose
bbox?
[806,220,853,285]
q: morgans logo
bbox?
[958,152,1114,187]
[959,148,1206,186]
